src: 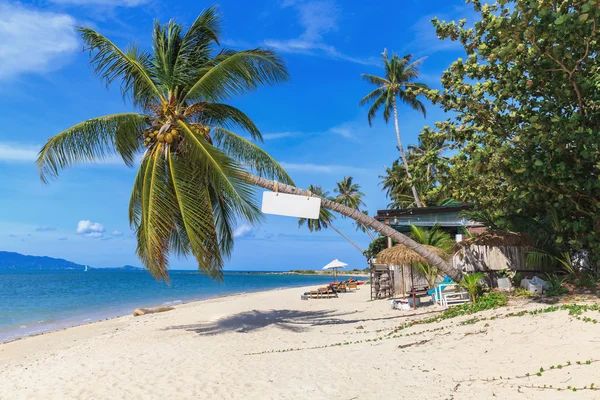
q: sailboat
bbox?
[84,265,89,272]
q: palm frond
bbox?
[203,103,262,140]
[136,145,178,280]
[183,49,288,103]
[167,151,223,278]
[361,74,389,86]
[37,113,147,183]
[211,127,293,184]
[79,27,163,106]
[178,121,262,225]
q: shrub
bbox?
[459,272,486,303]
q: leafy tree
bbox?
[298,185,364,254]
[419,0,600,266]
[363,236,392,261]
[360,51,430,207]
[37,8,291,280]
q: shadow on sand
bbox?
[165,306,443,336]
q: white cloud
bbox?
[262,132,297,140]
[77,220,105,238]
[264,1,376,66]
[279,162,366,174]
[233,224,253,238]
[0,141,132,165]
[0,3,79,80]
[49,0,149,6]
[0,143,39,162]
[111,230,123,237]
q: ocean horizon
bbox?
[0,269,349,342]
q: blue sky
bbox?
[0,0,471,270]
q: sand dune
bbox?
[1,285,599,399]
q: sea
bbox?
[0,269,340,342]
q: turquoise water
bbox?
[0,270,340,342]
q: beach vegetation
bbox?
[459,272,486,303]
[416,0,600,274]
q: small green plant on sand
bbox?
[544,274,569,297]
[459,273,486,303]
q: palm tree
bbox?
[246,174,463,282]
[334,176,366,209]
[333,176,375,240]
[298,185,364,254]
[37,8,291,280]
[360,50,429,207]
[409,224,454,289]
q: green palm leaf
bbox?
[212,127,293,184]
[183,49,288,103]
[79,28,163,106]
[37,113,147,183]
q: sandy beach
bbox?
[1,284,599,399]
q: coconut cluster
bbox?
[143,128,181,147]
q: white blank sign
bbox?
[261,191,321,219]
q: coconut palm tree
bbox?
[333,176,375,240]
[298,185,364,254]
[37,8,291,280]
[360,50,429,207]
[247,174,463,282]
[334,176,366,209]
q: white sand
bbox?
[1,285,599,399]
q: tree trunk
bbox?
[325,221,364,254]
[393,98,423,207]
[245,173,463,282]
[363,225,376,241]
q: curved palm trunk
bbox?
[363,225,376,241]
[392,99,423,208]
[245,173,463,282]
[325,221,364,254]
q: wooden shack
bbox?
[453,230,535,273]
[374,244,448,299]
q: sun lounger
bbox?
[431,282,470,307]
[301,286,338,300]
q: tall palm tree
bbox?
[333,176,375,240]
[360,50,429,207]
[36,8,291,281]
[298,185,364,254]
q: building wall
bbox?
[453,245,534,272]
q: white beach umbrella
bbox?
[322,259,348,282]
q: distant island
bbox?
[0,251,142,271]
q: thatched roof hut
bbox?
[376,244,448,266]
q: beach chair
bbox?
[431,282,470,307]
[428,276,454,304]
[330,282,347,293]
